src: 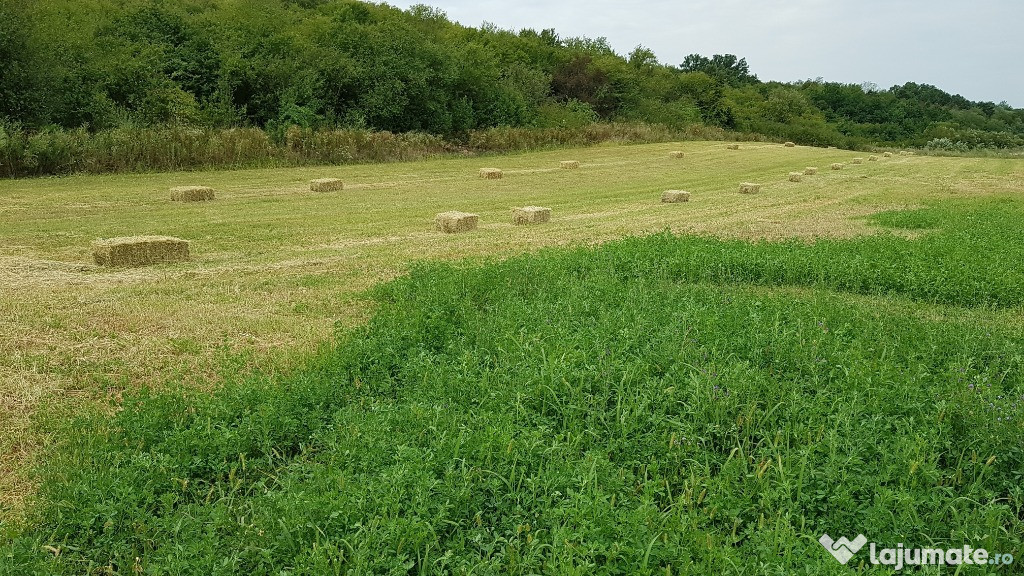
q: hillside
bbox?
[2,0,1023,163]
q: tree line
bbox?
[1,0,1022,159]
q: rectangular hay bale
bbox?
[661,190,691,203]
[788,172,803,182]
[436,211,479,233]
[868,155,878,161]
[784,142,796,147]
[804,167,818,175]
[726,144,740,150]
[883,152,893,158]
[170,186,215,202]
[512,206,552,224]
[739,182,761,194]
[851,157,864,164]
[310,178,344,192]
[831,163,844,170]
[92,236,190,267]
[560,160,580,169]
[479,168,503,179]
[669,151,685,158]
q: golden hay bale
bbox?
[560,160,580,169]
[512,206,552,225]
[804,167,818,175]
[310,178,344,192]
[669,151,685,159]
[784,141,796,147]
[479,168,503,179]
[831,163,844,170]
[435,211,479,233]
[169,186,215,202]
[726,144,740,150]
[788,172,803,182]
[92,236,190,267]
[661,190,691,203]
[739,182,761,194]
[851,157,864,164]
[899,150,908,155]
[868,155,878,161]
[883,152,893,158]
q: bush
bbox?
[0,122,708,178]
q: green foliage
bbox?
[3,0,1021,167]
[680,53,758,86]
[0,121,693,177]
[4,198,1022,573]
[535,99,599,128]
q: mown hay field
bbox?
[2,140,1023,525]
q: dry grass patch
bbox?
[92,236,190,267]
[170,186,214,202]
[512,206,552,224]
[661,190,691,203]
[310,178,344,192]
[436,211,479,233]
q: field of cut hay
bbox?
[2,141,1023,572]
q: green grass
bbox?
[3,197,1022,574]
[16,139,1002,513]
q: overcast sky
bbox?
[385,0,1024,107]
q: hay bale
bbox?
[669,151,685,159]
[883,152,893,158]
[804,167,818,175]
[868,155,878,161]
[435,211,479,233]
[727,144,740,150]
[784,141,796,147]
[560,160,580,169]
[661,190,691,203]
[831,163,844,170]
[899,150,908,155]
[512,206,551,225]
[92,236,190,267]
[479,168,503,179]
[739,182,761,194]
[788,172,803,182]
[169,186,214,202]
[310,178,344,192]
[851,157,864,164]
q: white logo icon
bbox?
[820,534,868,565]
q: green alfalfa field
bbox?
[1,141,1023,573]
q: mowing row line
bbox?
[87,143,908,265]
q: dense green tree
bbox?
[0,0,1020,150]
[680,53,757,86]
